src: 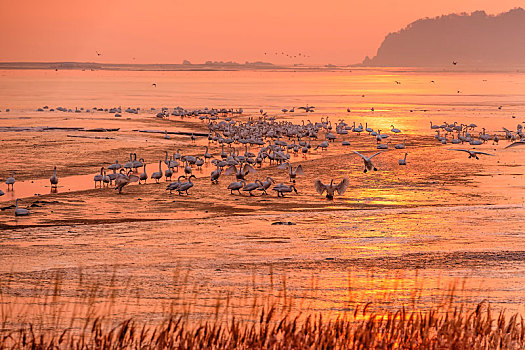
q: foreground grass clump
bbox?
[1,272,524,349]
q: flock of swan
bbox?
[3,108,525,217]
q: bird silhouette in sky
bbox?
[96,51,102,56]
[152,83,157,87]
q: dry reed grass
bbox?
[1,269,523,349]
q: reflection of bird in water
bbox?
[15,199,30,216]
[353,151,381,173]
[314,178,349,200]
[49,166,58,189]
[448,149,495,159]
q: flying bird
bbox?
[448,149,495,159]
[504,141,525,149]
[314,178,349,200]
[353,151,381,173]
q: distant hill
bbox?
[361,8,525,67]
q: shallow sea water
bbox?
[0,68,524,325]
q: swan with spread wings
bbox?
[314,178,350,200]
[223,163,257,180]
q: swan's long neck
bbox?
[159,161,162,171]
[53,167,56,176]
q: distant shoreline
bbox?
[0,61,523,73]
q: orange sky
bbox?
[0,0,523,65]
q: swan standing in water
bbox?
[177,175,196,195]
[49,166,58,189]
[227,180,246,195]
[278,163,305,183]
[6,172,15,190]
[166,175,186,194]
[139,163,148,184]
[448,149,495,159]
[151,161,163,183]
[257,177,275,195]
[210,164,222,184]
[94,167,104,187]
[114,170,139,194]
[394,139,406,149]
[398,153,408,165]
[108,160,122,171]
[273,183,298,197]
[353,151,382,173]
[314,177,349,200]
[15,198,30,216]
[102,170,111,187]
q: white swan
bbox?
[227,180,246,195]
[505,141,525,149]
[210,164,222,184]
[272,183,298,197]
[315,141,329,151]
[448,149,494,159]
[102,170,111,187]
[5,172,15,190]
[224,163,256,180]
[257,177,275,195]
[242,181,261,196]
[49,166,58,188]
[15,199,30,216]
[353,151,381,173]
[394,139,406,149]
[114,170,139,194]
[166,175,186,193]
[94,167,104,187]
[151,161,163,183]
[278,162,305,182]
[377,142,390,150]
[177,175,196,195]
[139,163,148,184]
[398,153,407,165]
[108,160,122,171]
[314,178,349,200]
[391,125,401,133]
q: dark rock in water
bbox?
[271,221,296,225]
